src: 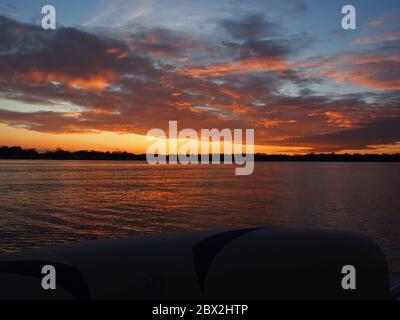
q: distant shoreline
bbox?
[1,146,400,162]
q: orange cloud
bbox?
[106,47,119,54]
[348,55,400,64]
[323,111,354,128]
[298,53,400,90]
[116,51,128,60]
[218,87,252,100]
[181,57,290,78]
[106,47,128,60]
[323,65,400,91]
[11,69,117,90]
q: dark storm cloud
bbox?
[217,13,312,66]
[219,13,282,40]
[284,117,400,152]
[291,1,308,14]
[0,16,157,90]
[180,14,310,78]
[276,0,309,15]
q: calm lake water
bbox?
[0,160,399,274]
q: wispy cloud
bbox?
[368,16,386,27]
[367,11,400,28]
[84,0,153,27]
[352,31,399,46]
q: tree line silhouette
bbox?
[1,146,399,162]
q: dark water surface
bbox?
[0,160,399,274]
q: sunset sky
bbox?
[0,0,399,154]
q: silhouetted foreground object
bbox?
[1,146,400,161]
[0,228,393,300]
[0,146,147,161]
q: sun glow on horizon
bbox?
[2,124,399,155]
